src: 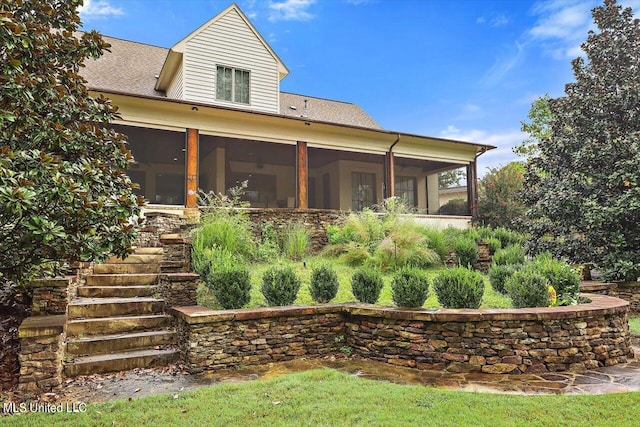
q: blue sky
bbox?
[78,0,639,175]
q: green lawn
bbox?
[197,256,513,310]
[629,317,640,334]
[4,369,639,426]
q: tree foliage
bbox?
[476,162,525,229]
[521,0,640,281]
[0,0,141,286]
[438,168,465,189]
[515,94,553,158]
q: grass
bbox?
[197,256,513,310]
[4,369,640,426]
[629,316,640,334]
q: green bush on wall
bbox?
[432,267,485,309]
[488,264,521,294]
[351,268,384,304]
[505,270,550,308]
[309,265,340,303]
[454,238,479,268]
[261,266,301,306]
[391,267,430,308]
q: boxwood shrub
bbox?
[432,267,485,309]
[391,267,430,308]
[309,265,339,303]
[351,268,384,304]
[206,268,251,309]
[261,266,301,306]
[505,270,550,308]
[488,264,522,294]
[454,238,479,268]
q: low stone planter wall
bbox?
[172,294,632,375]
[157,273,201,307]
[30,278,72,316]
[17,315,66,392]
[580,281,640,313]
[244,208,345,252]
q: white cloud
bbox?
[79,0,124,19]
[268,0,316,22]
[528,0,595,59]
[477,13,510,27]
[480,41,525,87]
[440,126,526,174]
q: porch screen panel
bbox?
[395,176,417,207]
[352,172,376,211]
[111,124,185,205]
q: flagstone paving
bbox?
[54,346,640,404]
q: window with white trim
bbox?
[216,66,250,104]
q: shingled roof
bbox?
[81,35,382,130]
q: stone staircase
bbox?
[64,248,179,377]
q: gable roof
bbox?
[155,4,288,91]
[81,35,383,129]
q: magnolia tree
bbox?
[521,0,640,281]
[0,0,141,289]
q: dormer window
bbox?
[216,66,250,104]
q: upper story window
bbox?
[216,66,250,104]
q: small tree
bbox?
[521,0,640,281]
[0,0,141,288]
[514,94,553,158]
[476,162,525,230]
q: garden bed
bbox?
[172,293,633,375]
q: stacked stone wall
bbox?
[172,294,632,375]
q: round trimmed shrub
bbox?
[206,268,251,309]
[432,267,485,309]
[309,265,339,303]
[391,267,430,308]
[488,264,521,294]
[504,270,550,308]
[454,238,479,267]
[531,256,580,305]
[351,268,384,304]
[493,245,526,266]
[260,266,301,306]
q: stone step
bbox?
[105,254,163,264]
[64,348,179,377]
[86,273,158,286]
[66,330,177,356]
[77,286,156,298]
[68,297,165,319]
[67,314,172,336]
[133,247,163,255]
[93,263,161,274]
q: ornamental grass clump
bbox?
[492,245,526,266]
[504,270,550,308]
[261,266,301,306]
[432,267,485,309]
[281,222,310,261]
[391,267,430,308]
[351,268,384,304]
[309,265,339,303]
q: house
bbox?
[81,3,493,218]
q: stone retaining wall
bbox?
[30,278,71,316]
[157,273,201,307]
[17,315,66,392]
[244,208,345,252]
[136,212,192,247]
[172,294,633,375]
[580,281,640,313]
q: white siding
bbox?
[167,63,184,99]
[183,9,279,113]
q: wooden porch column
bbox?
[385,152,395,199]
[296,141,308,209]
[186,128,199,208]
[466,161,478,217]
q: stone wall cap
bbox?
[18,315,66,338]
[171,294,628,324]
[29,277,72,288]
[161,273,200,281]
[160,233,191,244]
[580,281,617,292]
